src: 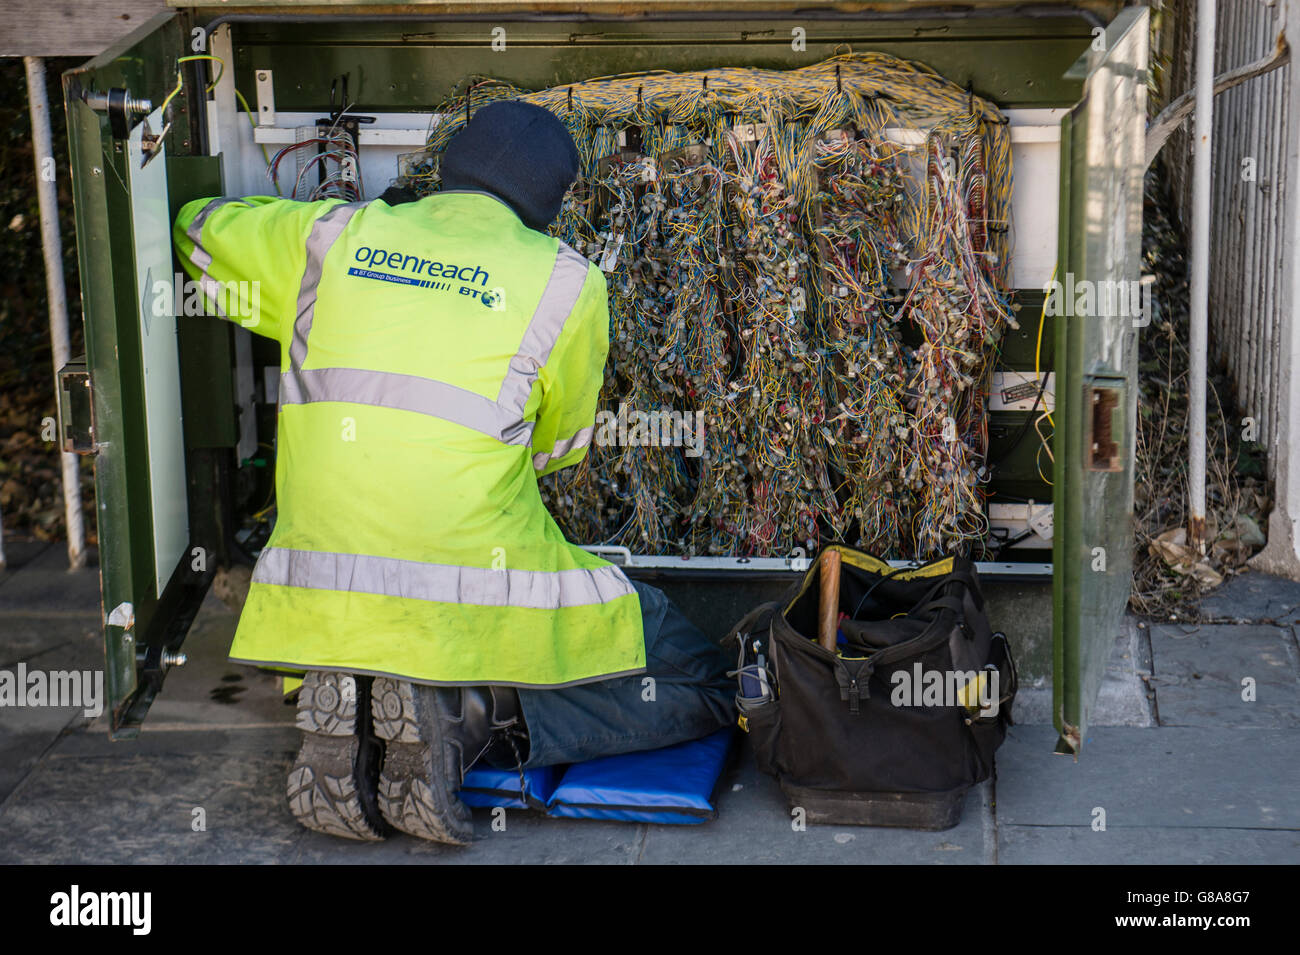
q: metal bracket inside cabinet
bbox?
[254,69,275,127]
[138,116,170,169]
[577,546,1050,577]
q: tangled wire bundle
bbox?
[403,53,1018,559]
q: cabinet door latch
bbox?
[57,360,98,455]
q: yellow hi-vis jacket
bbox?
[172,190,646,687]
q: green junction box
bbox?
[56,1,1147,755]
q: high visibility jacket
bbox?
[172,190,646,687]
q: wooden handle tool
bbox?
[818,548,842,652]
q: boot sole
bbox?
[371,677,474,846]
[287,671,388,842]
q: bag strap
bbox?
[861,603,959,670]
[907,570,984,618]
[863,608,956,670]
[988,632,1019,710]
[948,561,987,611]
[848,565,911,620]
[962,632,1019,728]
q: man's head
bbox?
[438,100,580,233]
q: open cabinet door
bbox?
[1052,5,1147,755]
[63,11,221,738]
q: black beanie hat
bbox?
[439,100,580,232]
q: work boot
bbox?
[286,671,389,841]
[370,679,524,846]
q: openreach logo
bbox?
[347,246,503,309]
[1043,272,1153,327]
[890,663,1000,717]
[593,402,706,458]
[0,664,103,718]
[50,886,151,935]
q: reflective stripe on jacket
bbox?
[172,190,646,687]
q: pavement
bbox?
[1,539,1298,864]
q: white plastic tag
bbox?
[599,233,625,271]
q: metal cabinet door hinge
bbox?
[80,87,152,140]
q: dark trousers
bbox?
[514,581,736,769]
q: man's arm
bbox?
[172,196,343,341]
[530,263,611,477]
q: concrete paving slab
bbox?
[999,824,1300,864]
[1148,623,1300,727]
[996,723,1300,830]
[1013,620,1154,727]
[58,722,302,758]
[637,758,993,864]
[1199,571,1300,625]
[293,812,647,864]
[0,613,110,803]
[0,716,991,864]
[139,594,294,731]
[0,747,309,864]
[0,539,52,576]
[0,542,100,612]
[0,610,102,670]
[0,712,84,805]
[6,717,650,864]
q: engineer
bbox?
[173,100,734,845]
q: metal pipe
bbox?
[1188,0,1215,554]
[24,56,86,571]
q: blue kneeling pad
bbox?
[460,764,562,811]
[460,729,733,824]
[547,728,733,824]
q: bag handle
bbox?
[907,570,984,618]
[849,562,985,623]
[860,602,961,671]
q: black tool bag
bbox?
[727,546,1016,830]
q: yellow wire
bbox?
[1033,264,1056,486]
[157,75,184,117]
[157,54,279,195]
[158,55,224,115]
[1035,264,1056,429]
